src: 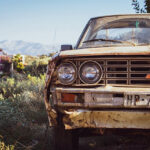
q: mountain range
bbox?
[0,40,60,56]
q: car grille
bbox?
[103,58,150,85]
[68,56,150,86]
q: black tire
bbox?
[53,126,79,150]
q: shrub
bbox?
[12,54,24,72]
[24,56,50,76]
[0,73,47,123]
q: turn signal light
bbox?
[146,74,150,79]
[61,93,77,103]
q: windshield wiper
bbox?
[83,38,136,46]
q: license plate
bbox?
[124,94,150,106]
[85,93,124,105]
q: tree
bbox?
[132,0,150,13]
[145,0,150,12]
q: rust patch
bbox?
[62,110,150,130]
[44,53,59,126]
[60,46,150,58]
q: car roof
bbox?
[90,13,150,21]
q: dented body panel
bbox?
[62,110,150,129]
[44,14,150,130]
[44,54,59,126]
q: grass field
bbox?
[0,72,53,150]
[0,55,52,150]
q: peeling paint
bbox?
[60,46,150,58]
[44,53,59,126]
[62,110,150,129]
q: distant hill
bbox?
[0,40,60,56]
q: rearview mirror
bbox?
[61,45,73,51]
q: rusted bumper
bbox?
[63,110,150,129]
[50,86,150,129]
[53,86,150,108]
[62,110,150,130]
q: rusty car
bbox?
[44,14,150,150]
[0,48,12,77]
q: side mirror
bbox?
[61,45,73,51]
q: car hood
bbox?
[59,45,150,58]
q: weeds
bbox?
[0,140,14,150]
[24,56,50,76]
[0,73,50,150]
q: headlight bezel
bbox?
[79,61,103,84]
[57,62,77,85]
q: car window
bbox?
[79,18,150,48]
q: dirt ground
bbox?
[79,131,150,150]
[1,125,150,150]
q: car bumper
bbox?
[52,86,150,109]
[51,86,150,129]
[62,109,150,130]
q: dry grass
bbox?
[0,73,53,150]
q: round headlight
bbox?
[79,61,102,84]
[57,62,77,85]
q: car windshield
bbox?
[78,17,150,48]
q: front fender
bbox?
[44,53,59,126]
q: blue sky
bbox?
[0,0,143,45]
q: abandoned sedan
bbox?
[44,14,150,150]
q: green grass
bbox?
[0,72,52,150]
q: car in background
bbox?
[0,48,12,77]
